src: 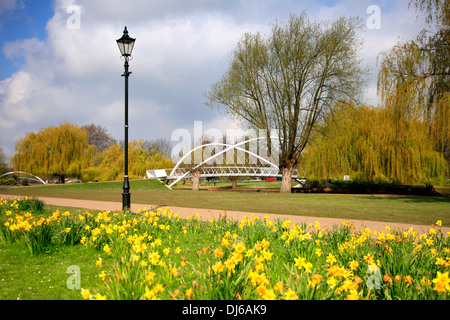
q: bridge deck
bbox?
[146,167,299,180]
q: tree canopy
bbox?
[12,122,96,183]
[81,123,117,153]
[291,1,449,186]
[0,147,8,175]
[378,0,449,162]
[83,140,174,182]
[205,12,367,192]
[301,101,448,184]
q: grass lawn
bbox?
[1,179,449,226]
[0,243,105,300]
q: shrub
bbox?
[0,177,17,186]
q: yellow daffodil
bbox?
[346,290,359,300]
[349,260,359,271]
[233,242,246,253]
[404,275,413,284]
[153,283,164,294]
[103,244,111,255]
[146,271,156,283]
[327,276,337,288]
[282,220,291,229]
[315,248,322,257]
[144,286,156,300]
[294,257,305,269]
[311,274,322,286]
[273,282,283,293]
[284,288,298,300]
[99,271,107,281]
[304,262,313,273]
[185,288,193,299]
[221,238,230,247]
[212,261,224,273]
[432,271,450,292]
[81,289,91,299]
[326,253,337,265]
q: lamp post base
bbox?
[122,176,131,211]
[122,192,131,211]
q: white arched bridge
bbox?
[146,136,300,189]
[0,171,47,185]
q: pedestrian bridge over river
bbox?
[146,137,301,189]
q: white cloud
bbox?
[0,0,23,15]
[3,37,44,59]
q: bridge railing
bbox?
[146,167,299,179]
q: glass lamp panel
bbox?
[116,29,135,56]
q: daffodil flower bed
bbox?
[1,197,449,300]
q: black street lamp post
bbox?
[116,26,135,211]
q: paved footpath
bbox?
[1,194,449,235]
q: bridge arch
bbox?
[0,171,47,185]
[167,136,281,188]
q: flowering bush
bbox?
[1,197,449,300]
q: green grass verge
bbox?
[0,204,110,300]
[1,179,449,226]
[0,243,105,300]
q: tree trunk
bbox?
[192,170,201,191]
[280,164,293,193]
[59,174,65,184]
[229,176,238,190]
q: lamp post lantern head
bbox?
[116,26,136,59]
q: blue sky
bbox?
[0,0,429,160]
[0,0,53,79]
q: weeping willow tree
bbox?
[378,0,449,162]
[377,42,449,160]
[128,140,174,178]
[82,140,174,182]
[294,1,448,184]
[301,101,447,184]
[12,122,96,183]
